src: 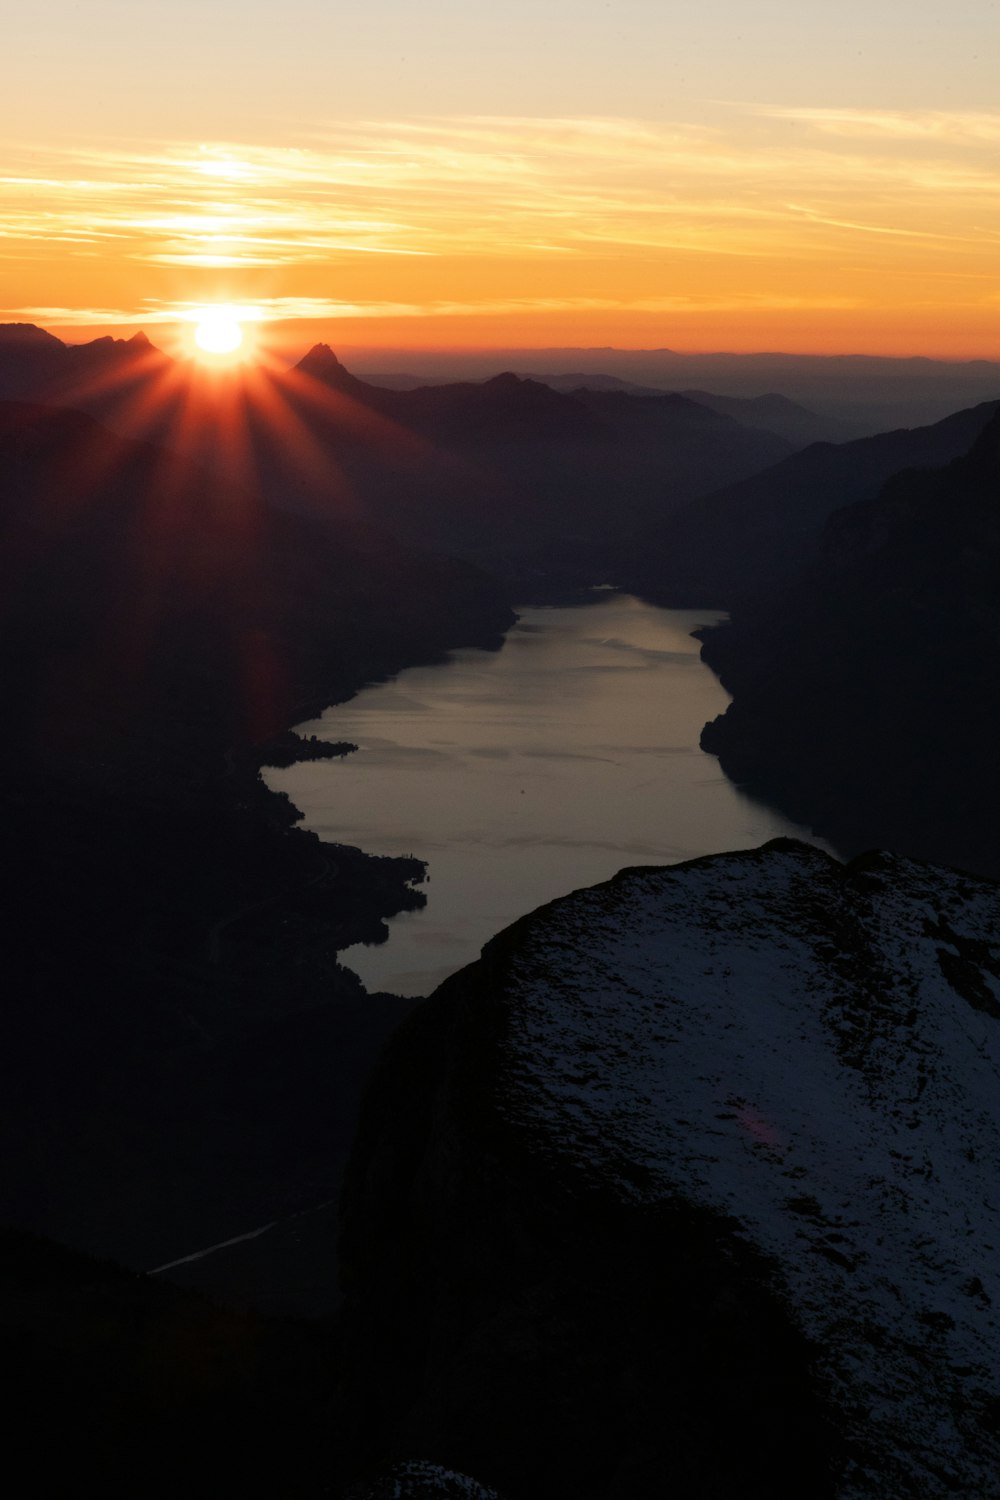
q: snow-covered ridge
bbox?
[494,839,1000,1498]
[347,1460,502,1499]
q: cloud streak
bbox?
[11,291,867,329]
[2,111,999,333]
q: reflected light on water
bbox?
[265,594,829,996]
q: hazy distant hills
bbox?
[368,365,853,445]
[676,388,848,446]
[698,408,1000,876]
[343,344,1000,435]
[630,397,1000,608]
[510,371,847,446]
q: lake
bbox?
[265,593,824,996]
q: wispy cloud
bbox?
[749,107,1000,146]
[2,112,998,328]
[10,291,867,328]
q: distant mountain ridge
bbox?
[517,371,844,445]
[9,325,1000,431]
[340,343,1000,433]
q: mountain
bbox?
[338,345,1000,435]
[677,388,848,445]
[0,398,512,1283]
[337,840,1000,1499]
[0,328,792,596]
[698,410,1000,876]
[283,346,792,589]
[629,397,1000,608]
[0,1223,334,1497]
[0,323,168,400]
[527,372,843,445]
[0,399,512,782]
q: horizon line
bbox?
[5,321,1000,368]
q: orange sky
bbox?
[4,5,1000,357]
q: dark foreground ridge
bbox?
[338,840,1000,1498]
[0,397,514,1285]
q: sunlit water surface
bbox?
[265,595,824,996]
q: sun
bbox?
[194,307,244,356]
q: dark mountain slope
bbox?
[698,410,1000,875]
[0,400,511,1285]
[629,397,999,607]
[0,400,512,780]
[338,841,1000,1498]
[0,1224,333,1497]
[284,346,790,587]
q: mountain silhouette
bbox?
[0,394,513,1280]
[524,371,842,445]
[630,397,1000,608]
[0,326,792,594]
[0,398,511,782]
[698,408,1000,875]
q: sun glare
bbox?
[193,307,244,356]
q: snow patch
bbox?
[492,842,1000,1499]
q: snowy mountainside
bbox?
[347,1461,503,1499]
[496,840,1000,1497]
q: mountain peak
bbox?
[295,343,367,392]
[301,342,345,369]
[0,323,66,349]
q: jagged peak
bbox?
[300,342,344,367]
[295,343,364,384]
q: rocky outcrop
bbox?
[338,841,1000,1499]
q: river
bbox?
[264,593,824,996]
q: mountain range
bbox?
[0,326,795,594]
[337,344,1000,435]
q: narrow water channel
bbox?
[265,594,824,995]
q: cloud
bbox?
[3,115,995,271]
[2,113,998,326]
[747,107,1000,146]
[6,290,868,329]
